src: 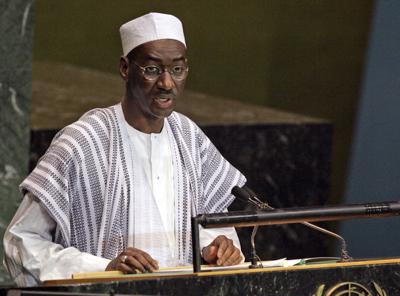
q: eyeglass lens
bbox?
[139,64,188,81]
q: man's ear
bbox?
[119,56,129,81]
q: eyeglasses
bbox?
[134,62,189,81]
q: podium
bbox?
[3,203,400,295]
[2,258,400,295]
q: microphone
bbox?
[231,185,272,268]
[231,185,351,265]
[232,186,272,209]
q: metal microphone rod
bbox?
[250,198,349,248]
[244,190,351,261]
[246,191,271,267]
[300,221,350,260]
[196,201,400,228]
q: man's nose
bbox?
[157,71,175,90]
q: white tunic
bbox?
[126,119,177,267]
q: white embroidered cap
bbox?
[119,12,186,56]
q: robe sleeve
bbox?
[3,193,110,286]
[196,125,247,213]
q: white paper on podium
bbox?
[155,258,302,273]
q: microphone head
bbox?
[231,186,251,202]
[243,186,257,198]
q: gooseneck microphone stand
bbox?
[191,188,400,272]
[244,193,268,268]
[240,186,351,268]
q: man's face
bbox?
[122,39,187,121]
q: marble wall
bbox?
[0,0,34,283]
[2,259,396,295]
[204,123,333,260]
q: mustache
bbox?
[156,90,176,99]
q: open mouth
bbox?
[154,96,174,109]
[155,97,172,103]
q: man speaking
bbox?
[3,12,246,286]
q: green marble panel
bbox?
[0,0,34,284]
[1,259,399,295]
